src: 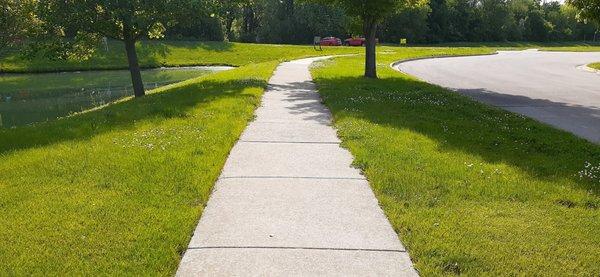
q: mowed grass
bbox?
[0,40,362,73]
[311,52,600,275]
[1,42,599,275]
[0,61,278,275]
[590,62,600,70]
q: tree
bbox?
[257,0,296,43]
[240,0,263,42]
[525,7,550,41]
[254,0,347,44]
[0,0,38,54]
[310,0,419,78]
[214,0,246,41]
[165,1,224,41]
[479,0,513,41]
[427,0,450,42]
[380,5,430,43]
[293,3,349,44]
[568,0,600,25]
[34,0,191,97]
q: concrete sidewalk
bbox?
[177,57,418,276]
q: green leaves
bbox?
[28,0,193,60]
[0,0,39,52]
[148,22,166,39]
[567,0,600,24]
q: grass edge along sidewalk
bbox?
[0,61,278,275]
[311,52,600,276]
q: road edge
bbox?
[389,51,499,73]
[580,64,600,74]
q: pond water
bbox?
[0,66,232,128]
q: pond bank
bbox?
[0,66,233,128]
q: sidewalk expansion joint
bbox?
[186,246,406,253]
[253,121,334,125]
[219,176,367,181]
[239,140,340,144]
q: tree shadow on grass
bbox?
[458,88,600,143]
[0,77,267,155]
[314,75,600,194]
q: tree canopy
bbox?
[568,0,600,24]
[32,0,194,97]
[0,0,38,53]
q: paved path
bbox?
[396,50,600,143]
[177,57,418,276]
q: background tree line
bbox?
[165,0,598,44]
[3,0,598,50]
[382,0,599,43]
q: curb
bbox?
[580,65,600,74]
[389,52,499,73]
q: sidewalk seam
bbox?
[239,140,340,144]
[218,176,367,180]
[186,246,406,253]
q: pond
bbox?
[0,66,233,128]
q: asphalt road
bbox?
[396,50,600,143]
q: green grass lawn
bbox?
[0,40,363,73]
[0,61,279,275]
[1,41,600,275]
[311,51,600,276]
[589,62,600,70]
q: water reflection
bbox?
[0,66,232,128]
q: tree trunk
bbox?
[243,5,254,33]
[225,16,235,41]
[364,18,378,79]
[123,34,145,97]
